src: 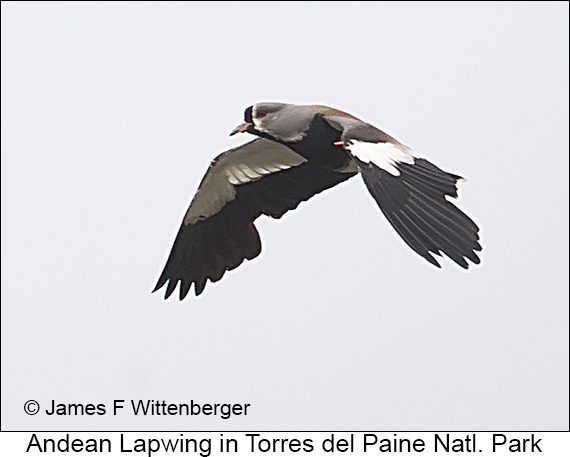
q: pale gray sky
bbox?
[2,1,568,431]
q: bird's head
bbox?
[230,102,318,143]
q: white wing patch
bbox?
[346,140,419,176]
[226,162,296,185]
[184,139,306,225]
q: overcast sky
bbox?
[2,1,568,431]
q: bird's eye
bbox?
[256,109,268,118]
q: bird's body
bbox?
[154,103,481,299]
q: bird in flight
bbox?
[154,103,481,299]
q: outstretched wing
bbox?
[324,115,482,268]
[154,138,356,299]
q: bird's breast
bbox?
[288,115,353,171]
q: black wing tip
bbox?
[435,248,482,269]
[422,250,443,268]
[152,277,167,294]
[179,280,192,300]
[152,276,211,300]
[152,278,190,300]
[418,244,483,269]
[420,250,482,270]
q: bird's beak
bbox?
[230,121,253,136]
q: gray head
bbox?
[230,102,323,143]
